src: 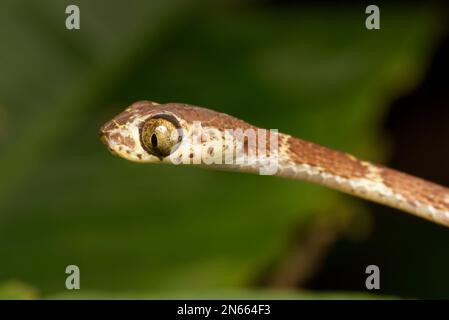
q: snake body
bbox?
[100,101,449,227]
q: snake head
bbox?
[100,100,278,173]
[99,101,183,163]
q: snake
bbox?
[100,100,449,228]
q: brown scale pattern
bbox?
[109,132,135,149]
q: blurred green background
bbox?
[0,0,448,299]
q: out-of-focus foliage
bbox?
[0,0,445,298]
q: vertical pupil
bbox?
[151,133,158,147]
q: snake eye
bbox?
[140,116,181,158]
